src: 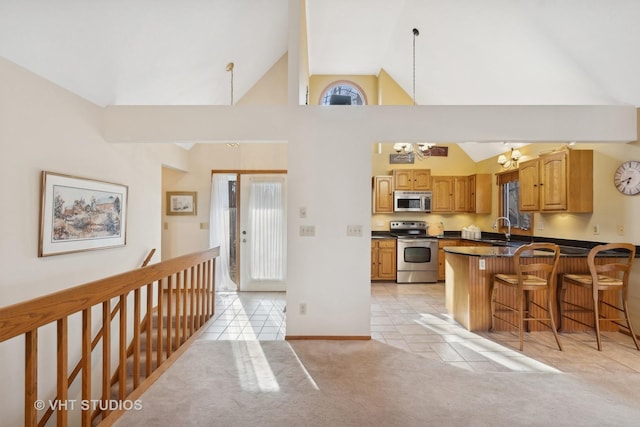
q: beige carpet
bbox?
[115,339,640,426]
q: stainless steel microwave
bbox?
[394,191,432,213]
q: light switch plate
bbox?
[300,225,315,237]
[346,224,362,237]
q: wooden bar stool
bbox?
[559,243,639,351]
[490,243,562,351]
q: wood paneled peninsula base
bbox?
[444,246,623,332]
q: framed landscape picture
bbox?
[39,171,128,257]
[166,191,197,216]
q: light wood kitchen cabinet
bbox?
[468,174,492,214]
[438,239,458,281]
[371,239,397,281]
[519,158,540,211]
[372,176,394,213]
[433,174,491,213]
[432,176,454,212]
[519,149,593,213]
[393,169,431,191]
[453,176,469,212]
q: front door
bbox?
[239,174,287,291]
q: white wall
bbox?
[0,57,166,425]
[286,128,372,336]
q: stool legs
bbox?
[548,288,563,351]
[622,298,640,351]
[593,289,602,351]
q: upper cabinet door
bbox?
[432,176,454,212]
[519,158,540,211]
[412,170,432,190]
[540,151,567,211]
[393,169,431,191]
[393,170,412,190]
[373,176,394,213]
[453,176,469,212]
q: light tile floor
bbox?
[199,291,286,341]
[199,283,640,374]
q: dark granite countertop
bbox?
[444,245,630,258]
[372,231,637,257]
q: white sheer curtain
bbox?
[248,179,286,281]
[209,174,237,291]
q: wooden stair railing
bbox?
[37,249,157,427]
[0,247,219,427]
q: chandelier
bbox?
[497,147,522,169]
[393,143,437,160]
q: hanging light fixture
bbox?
[412,28,419,106]
[393,142,437,160]
[226,62,234,105]
[497,147,522,169]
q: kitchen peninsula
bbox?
[444,244,624,332]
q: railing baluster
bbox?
[195,264,201,329]
[133,288,141,389]
[182,269,188,342]
[205,261,211,320]
[82,309,91,427]
[212,259,217,316]
[199,263,205,326]
[211,259,216,316]
[101,300,111,420]
[25,330,37,427]
[146,283,153,375]
[156,279,164,368]
[167,275,174,359]
[175,271,182,350]
[118,294,127,401]
[190,266,196,336]
[57,317,68,427]
[204,261,210,320]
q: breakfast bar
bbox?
[444,245,624,332]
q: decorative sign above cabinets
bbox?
[390,153,415,164]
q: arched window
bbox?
[320,81,367,105]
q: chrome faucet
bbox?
[493,216,511,241]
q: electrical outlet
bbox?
[299,207,307,218]
[300,225,315,237]
[479,259,486,270]
[299,303,307,315]
[617,224,624,235]
[537,220,544,230]
[200,222,209,230]
[347,224,362,237]
[593,224,600,235]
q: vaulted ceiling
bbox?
[1,1,638,159]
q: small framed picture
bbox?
[166,191,197,216]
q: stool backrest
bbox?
[587,243,636,287]
[513,243,561,285]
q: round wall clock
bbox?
[614,161,640,195]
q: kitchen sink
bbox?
[558,245,589,255]
[482,239,509,245]
[482,239,524,247]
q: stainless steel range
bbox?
[390,221,438,283]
